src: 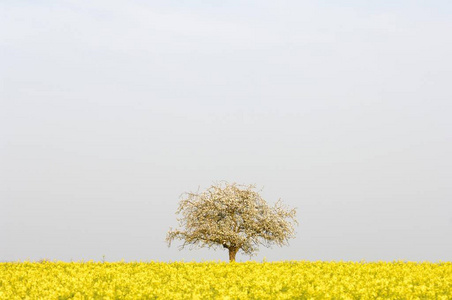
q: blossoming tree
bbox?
[167,182,298,262]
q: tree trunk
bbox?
[228,247,238,262]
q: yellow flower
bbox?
[0,260,451,299]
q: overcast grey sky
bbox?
[1,0,451,262]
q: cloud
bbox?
[0,1,265,56]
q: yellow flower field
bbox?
[0,261,451,299]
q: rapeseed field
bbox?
[0,261,450,299]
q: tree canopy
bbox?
[167,182,298,262]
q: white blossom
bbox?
[167,182,298,262]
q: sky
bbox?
[1,0,451,262]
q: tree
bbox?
[166,182,298,262]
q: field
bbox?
[1,261,451,299]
